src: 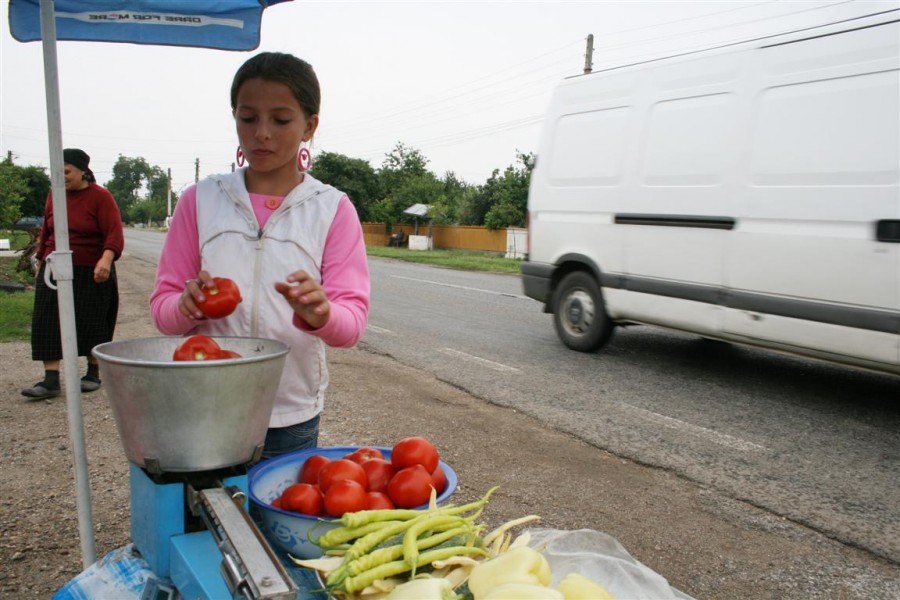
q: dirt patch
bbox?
[1,253,897,599]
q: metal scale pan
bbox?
[93,336,289,474]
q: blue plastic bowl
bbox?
[248,445,458,558]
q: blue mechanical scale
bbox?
[89,336,311,600]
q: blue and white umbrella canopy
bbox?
[10,0,290,50]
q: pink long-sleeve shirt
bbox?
[149,185,369,348]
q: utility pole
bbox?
[584,33,594,74]
[166,168,172,218]
[195,158,200,183]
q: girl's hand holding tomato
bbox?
[181,272,242,320]
[180,270,212,320]
[274,270,330,329]
[196,277,242,319]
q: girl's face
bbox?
[233,78,318,177]
[63,164,86,190]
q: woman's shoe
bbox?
[21,382,61,399]
[81,375,101,393]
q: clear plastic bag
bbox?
[526,528,694,600]
[52,544,160,600]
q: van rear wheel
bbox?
[552,271,614,352]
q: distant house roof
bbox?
[403,203,431,217]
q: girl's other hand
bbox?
[180,270,212,319]
[274,270,330,329]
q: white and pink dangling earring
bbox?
[298,146,311,172]
[236,146,245,167]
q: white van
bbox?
[521,10,900,375]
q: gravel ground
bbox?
[1,253,898,599]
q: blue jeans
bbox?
[261,414,320,459]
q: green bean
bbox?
[402,515,470,577]
[338,508,423,528]
[338,485,499,530]
[325,486,500,590]
[347,525,472,576]
[343,546,489,594]
[314,519,404,548]
[343,513,430,562]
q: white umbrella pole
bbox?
[39,0,96,568]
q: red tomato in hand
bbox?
[197,277,242,319]
[387,464,433,508]
[345,447,385,464]
[361,458,395,494]
[318,459,367,493]
[298,455,332,485]
[431,466,447,495]
[323,480,367,517]
[364,491,395,510]
[281,483,323,516]
[172,334,222,361]
[391,436,439,474]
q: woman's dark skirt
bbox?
[30,263,119,361]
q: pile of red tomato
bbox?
[271,437,448,518]
[172,335,242,361]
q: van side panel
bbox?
[724,21,900,362]
[525,13,900,374]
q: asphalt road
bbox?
[125,228,900,564]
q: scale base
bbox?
[129,463,248,579]
[170,531,233,599]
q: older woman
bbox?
[22,148,124,400]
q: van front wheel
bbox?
[552,271,614,352]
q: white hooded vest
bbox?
[194,169,343,427]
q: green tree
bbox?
[0,158,28,227]
[17,164,51,217]
[375,143,437,224]
[480,152,535,230]
[105,155,172,224]
[105,155,153,221]
[379,142,430,195]
[428,171,471,225]
[145,166,175,222]
[310,151,380,221]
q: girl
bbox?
[150,53,370,458]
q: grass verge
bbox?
[366,246,522,274]
[0,255,34,342]
[0,291,32,341]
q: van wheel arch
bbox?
[551,262,615,352]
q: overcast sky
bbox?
[1,0,895,196]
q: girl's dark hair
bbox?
[230,52,320,118]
